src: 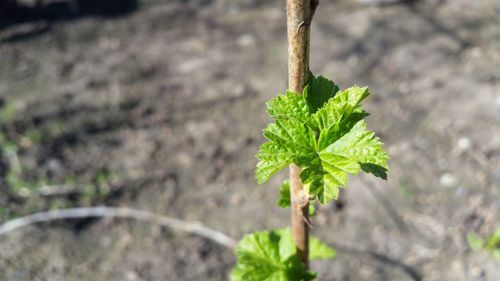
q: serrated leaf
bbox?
[231,229,335,281]
[231,229,316,281]
[312,86,370,150]
[256,118,316,184]
[309,237,336,260]
[256,73,389,205]
[304,72,340,113]
[267,91,311,123]
[320,120,388,181]
[256,142,294,184]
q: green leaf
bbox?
[308,204,315,216]
[312,86,370,150]
[256,142,294,184]
[277,180,291,208]
[485,228,500,251]
[256,118,316,184]
[320,120,388,175]
[299,163,344,204]
[304,72,340,113]
[231,229,316,281]
[267,91,311,123]
[231,229,336,281]
[467,232,485,250]
[256,73,389,205]
[309,237,336,260]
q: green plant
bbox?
[256,74,388,203]
[230,0,389,279]
[231,228,335,280]
[230,73,388,280]
[467,229,500,262]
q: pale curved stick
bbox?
[0,207,237,249]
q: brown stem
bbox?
[286,0,318,268]
[289,164,309,267]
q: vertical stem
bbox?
[286,0,318,268]
[289,164,309,267]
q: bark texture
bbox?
[286,0,318,268]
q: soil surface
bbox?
[0,0,499,280]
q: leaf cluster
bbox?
[231,228,335,281]
[256,73,389,204]
[467,229,500,262]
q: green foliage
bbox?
[231,228,335,281]
[256,73,389,204]
[467,229,500,262]
[245,72,388,279]
[485,229,500,251]
[309,236,336,260]
[277,180,292,208]
[304,73,339,113]
[486,229,500,262]
[308,204,315,216]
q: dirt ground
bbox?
[0,0,499,280]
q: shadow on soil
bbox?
[0,0,138,42]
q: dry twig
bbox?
[0,207,237,249]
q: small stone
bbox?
[178,58,205,73]
[236,34,256,47]
[18,187,31,197]
[178,152,192,167]
[440,173,457,187]
[48,158,62,172]
[125,270,139,281]
[469,47,482,58]
[457,137,471,150]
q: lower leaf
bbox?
[231,229,335,281]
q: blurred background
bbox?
[0,0,499,280]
